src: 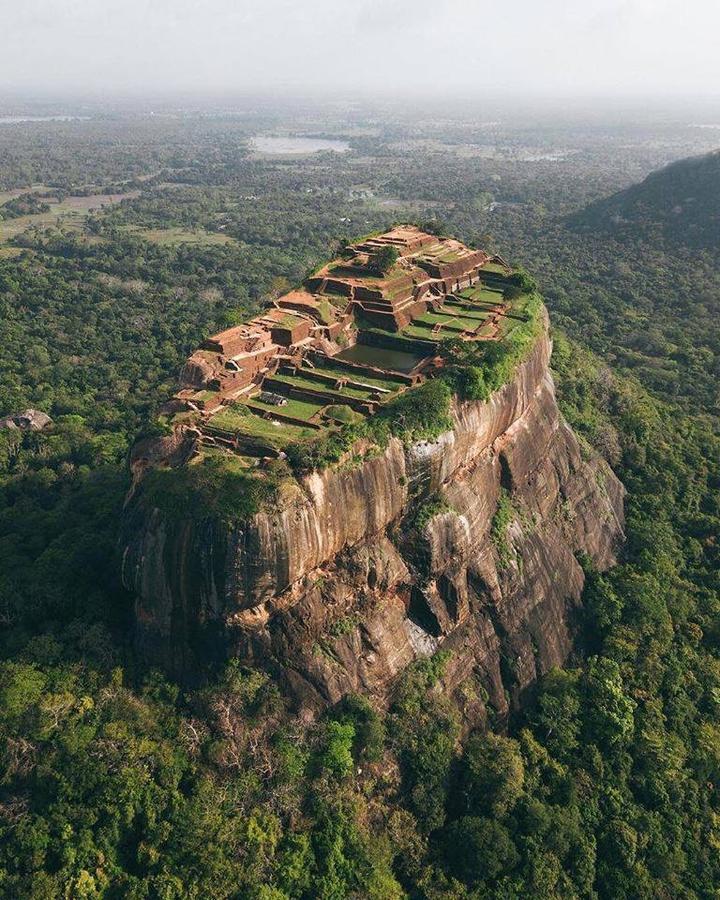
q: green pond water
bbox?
[336,343,427,374]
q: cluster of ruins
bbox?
[0,409,53,432]
[169,225,514,455]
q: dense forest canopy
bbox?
[0,98,719,898]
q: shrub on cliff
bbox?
[333,694,386,763]
[443,363,490,402]
[141,455,288,521]
[370,245,399,275]
[441,291,544,400]
[286,378,452,474]
[418,218,448,237]
[491,487,515,569]
[285,422,363,473]
[374,377,452,443]
[507,269,537,294]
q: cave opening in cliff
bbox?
[407,585,443,637]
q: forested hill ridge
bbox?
[121,228,625,716]
[569,148,720,247]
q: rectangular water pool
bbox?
[336,343,427,374]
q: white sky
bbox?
[1,0,719,97]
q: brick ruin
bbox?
[308,226,494,331]
[168,226,513,453]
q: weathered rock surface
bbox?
[0,408,53,431]
[121,319,624,723]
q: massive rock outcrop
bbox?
[121,315,624,724]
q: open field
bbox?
[402,324,438,340]
[444,299,494,314]
[269,372,376,401]
[438,306,490,321]
[311,362,403,392]
[251,136,350,155]
[249,395,325,422]
[208,405,316,446]
[120,225,237,247]
[404,317,487,338]
[480,262,511,275]
[0,191,138,244]
[0,184,53,205]
[458,285,506,303]
[416,310,490,329]
[402,322,471,340]
[0,189,25,205]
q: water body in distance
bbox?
[0,116,89,125]
[251,136,350,154]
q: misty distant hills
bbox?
[569,149,720,248]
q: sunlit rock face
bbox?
[121,317,624,724]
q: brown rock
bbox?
[121,322,624,723]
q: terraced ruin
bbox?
[124,231,624,714]
[163,225,528,459]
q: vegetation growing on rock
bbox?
[0,106,719,897]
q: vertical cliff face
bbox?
[121,319,624,723]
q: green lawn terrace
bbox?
[399,278,514,342]
[198,355,412,456]
[166,226,522,459]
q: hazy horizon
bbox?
[2,0,719,99]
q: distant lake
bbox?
[251,136,350,155]
[0,116,88,125]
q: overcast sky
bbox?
[1,0,718,98]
